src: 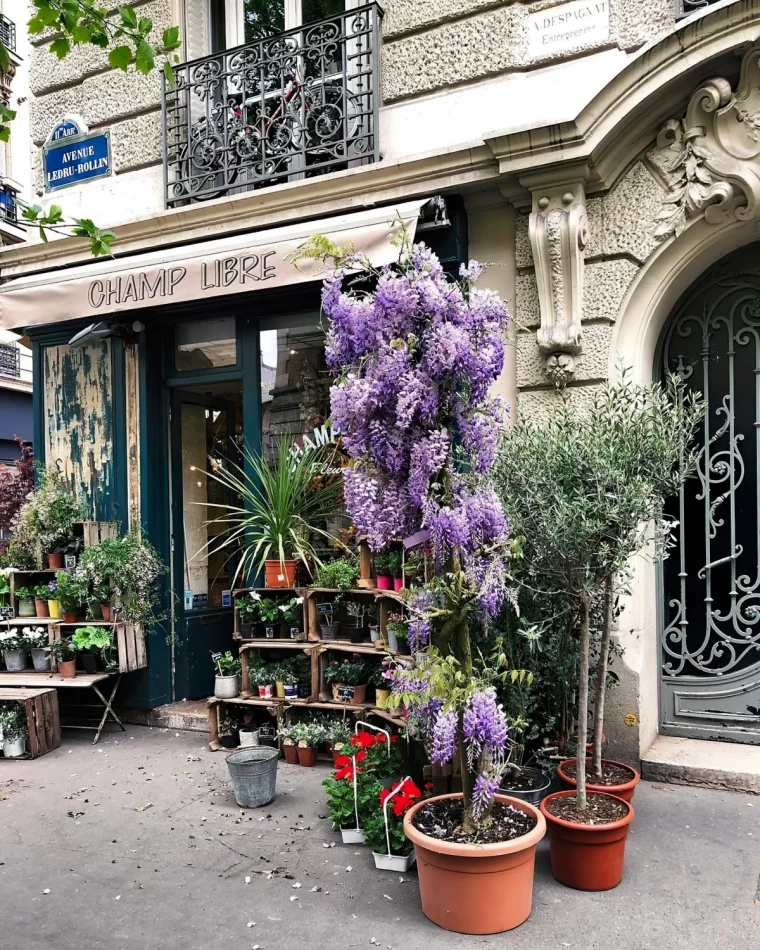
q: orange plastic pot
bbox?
[540,790,634,891]
[557,758,640,803]
[403,793,546,934]
[264,559,297,588]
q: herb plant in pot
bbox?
[364,778,420,872]
[278,724,300,764]
[388,551,404,593]
[15,586,36,618]
[385,613,406,653]
[213,651,241,699]
[494,373,703,891]
[325,655,368,704]
[0,570,10,609]
[294,721,325,767]
[203,437,345,589]
[345,600,367,643]
[290,652,312,698]
[72,625,112,673]
[251,662,276,699]
[369,666,391,708]
[374,551,393,590]
[53,637,77,679]
[0,628,29,671]
[24,625,52,671]
[325,719,352,764]
[317,239,542,933]
[55,570,88,623]
[315,557,359,592]
[46,580,62,619]
[34,584,51,618]
[236,592,261,638]
[0,702,27,757]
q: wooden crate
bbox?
[207,696,283,752]
[54,621,147,673]
[239,641,318,702]
[0,687,61,759]
[232,587,308,641]
[74,522,119,548]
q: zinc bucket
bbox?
[226,747,279,808]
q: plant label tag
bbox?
[277,574,285,582]
[221,590,232,607]
[0,607,14,619]
[64,555,77,570]
[337,685,355,701]
[264,625,276,639]
[184,590,193,610]
[317,603,333,614]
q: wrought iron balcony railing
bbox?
[0,14,16,54]
[0,343,20,378]
[675,0,721,18]
[162,3,382,207]
[0,182,17,224]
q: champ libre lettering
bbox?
[87,249,278,309]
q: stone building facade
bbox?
[0,0,759,780]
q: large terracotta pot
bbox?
[297,745,317,767]
[35,599,50,618]
[540,790,634,891]
[47,553,64,569]
[282,742,299,765]
[403,793,546,934]
[557,758,641,803]
[264,559,297,588]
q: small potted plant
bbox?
[314,557,360,591]
[34,584,51,618]
[326,719,352,764]
[238,714,259,747]
[72,625,112,673]
[291,653,312,699]
[15,586,36,618]
[46,580,62,619]
[251,662,276,699]
[278,724,300,764]
[55,570,88,623]
[52,637,77,679]
[24,625,52,671]
[256,597,283,640]
[388,550,404,593]
[0,628,29,671]
[364,778,420,872]
[369,666,391,709]
[276,664,298,699]
[219,713,240,749]
[295,721,325,767]
[0,702,28,757]
[236,592,261,638]
[322,754,383,841]
[279,595,306,640]
[0,570,11,609]
[345,600,367,643]
[317,601,339,641]
[325,655,369,704]
[374,552,393,590]
[212,651,241,699]
[385,614,407,653]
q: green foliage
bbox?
[0,571,10,600]
[72,625,112,652]
[324,656,369,686]
[314,557,359,590]
[78,533,165,627]
[204,439,345,585]
[279,595,304,623]
[54,570,89,611]
[15,587,34,602]
[0,702,27,742]
[362,805,412,857]
[51,636,77,661]
[236,592,283,623]
[213,651,241,677]
[249,660,278,687]
[34,583,53,600]
[289,720,326,747]
[14,467,84,558]
[322,769,382,831]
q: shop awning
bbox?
[0,200,427,331]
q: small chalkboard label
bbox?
[337,685,356,701]
[317,602,333,615]
[0,607,14,620]
[64,555,77,570]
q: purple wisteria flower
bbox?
[471,772,502,820]
[463,688,509,769]
[431,708,458,765]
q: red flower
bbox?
[402,780,422,799]
[390,735,399,743]
[350,732,375,749]
[334,755,352,768]
[334,765,359,781]
[380,789,391,805]
[392,795,415,817]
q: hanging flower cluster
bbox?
[324,244,509,619]
[380,778,422,817]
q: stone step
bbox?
[642,735,760,795]
[119,700,209,734]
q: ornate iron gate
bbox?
[660,247,760,743]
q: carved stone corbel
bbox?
[528,183,588,384]
[653,45,760,240]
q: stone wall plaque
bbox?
[528,0,610,56]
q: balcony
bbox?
[162,3,382,207]
[0,14,16,55]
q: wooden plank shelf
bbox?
[0,671,112,687]
[1,617,63,625]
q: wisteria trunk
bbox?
[575,593,591,811]
[591,576,614,782]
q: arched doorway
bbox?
[658,243,760,744]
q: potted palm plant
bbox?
[212,651,241,699]
[204,438,345,589]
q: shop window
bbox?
[174,317,237,372]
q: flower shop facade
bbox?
[2,1,760,778]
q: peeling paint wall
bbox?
[43,340,115,520]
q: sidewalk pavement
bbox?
[1,726,758,950]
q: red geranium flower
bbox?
[334,765,359,781]
[380,789,391,805]
[350,731,375,749]
[392,795,415,817]
[424,781,434,791]
[334,755,352,768]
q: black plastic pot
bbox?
[348,625,366,644]
[81,653,98,674]
[320,623,338,641]
[297,682,310,699]
[498,766,552,806]
[220,731,239,749]
[241,622,255,639]
[260,623,279,640]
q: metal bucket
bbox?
[226,747,279,808]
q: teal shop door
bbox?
[170,389,240,700]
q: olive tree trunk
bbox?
[575,592,591,810]
[591,575,614,782]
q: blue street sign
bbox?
[43,128,111,192]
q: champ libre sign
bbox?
[528,0,609,56]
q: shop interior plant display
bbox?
[0,701,28,757]
[204,437,346,588]
[0,627,29,671]
[494,372,703,891]
[14,586,36,618]
[25,626,52,672]
[72,625,113,674]
[309,236,546,934]
[324,655,370,704]
[34,583,51,618]
[213,651,242,699]
[52,637,77,679]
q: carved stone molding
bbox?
[528,183,588,383]
[654,45,760,240]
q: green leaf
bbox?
[39,226,49,244]
[162,25,180,50]
[0,41,9,74]
[27,17,46,34]
[163,59,175,87]
[138,16,153,35]
[49,37,71,59]
[35,6,61,26]
[119,5,138,30]
[134,40,154,75]
[44,205,64,225]
[90,30,108,48]
[21,205,41,222]
[108,45,132,71]
[0,125,10,143]
[71,25,92,43]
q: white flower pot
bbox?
[341,828,365,844]
[239,728,259,748]
[372,851,416,872]
[214,674,240,699]
[3,736,26,758]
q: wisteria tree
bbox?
[310,233,512,832]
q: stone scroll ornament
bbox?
[528,185,589,384]
[653,45,760,240]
